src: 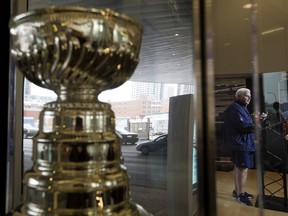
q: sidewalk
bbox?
[130,185,167,216]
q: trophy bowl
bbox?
[10,6,143,96]
[9,6,151,216]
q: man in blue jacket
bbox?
[224,88,255,206]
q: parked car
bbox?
[136,134,168,155]
[116,129,139,145]
[23,123,39,139]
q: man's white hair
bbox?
[235,88,250,99]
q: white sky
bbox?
[30,81,132,102]
[99,81,132,102]
[30,84,56,97]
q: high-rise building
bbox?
[131,81,162,100]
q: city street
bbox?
[122,145,167,189]
[23,139,167,190]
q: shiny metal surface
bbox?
[10,6,143,93]
[9,6,151,215]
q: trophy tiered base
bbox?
[11,100,151,215]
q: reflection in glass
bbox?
[16,1,196,215]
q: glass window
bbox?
[213,1,288,215]
[7,1,199,215]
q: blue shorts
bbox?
[232,151,255,168]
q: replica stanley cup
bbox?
[9,6,151,216]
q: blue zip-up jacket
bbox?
[224,100,255,152]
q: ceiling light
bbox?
[261,27,284,35]
[243,4,252,9]
[243,3,257,9]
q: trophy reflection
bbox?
[9,6,151,215]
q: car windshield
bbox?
[155,135,167,142]
[116,129,137,134]
[24,124,36,129]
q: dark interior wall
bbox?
[2,3,10,215]
[245,76,265,114]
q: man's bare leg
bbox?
[235,166,248,196]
